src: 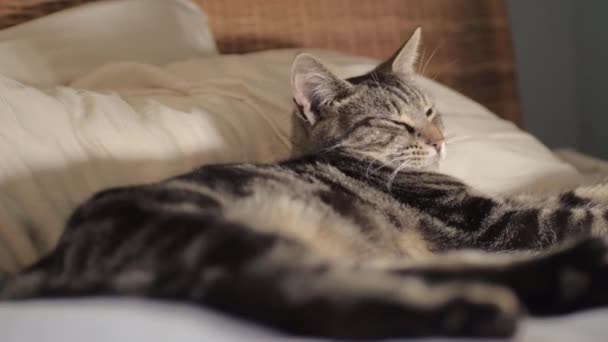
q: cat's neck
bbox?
[343,146,444,175]
[316,148,429,179]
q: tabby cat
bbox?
[3,28,608,339]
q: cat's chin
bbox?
[422,158,441,172]
[424,163,440,172]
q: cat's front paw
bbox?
[430,284,520,337]
[513,237,608,315]
[557,237,608,311]
[388,281,520,337]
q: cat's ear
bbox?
[377,27,422,75]
[291,53,351,126]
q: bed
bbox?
[0,0,605,341]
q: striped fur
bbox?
[3,29,608,339]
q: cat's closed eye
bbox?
[385,119,416,134]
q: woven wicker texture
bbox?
[0,0,520,124]
[0,0,94,26]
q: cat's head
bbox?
[291,28,445,171]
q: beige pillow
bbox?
[0,0,217,86]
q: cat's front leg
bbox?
[388,237,608,316]
[409,186,608,250]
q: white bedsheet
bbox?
[1,298,607,342]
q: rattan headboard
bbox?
[0,0,520,125]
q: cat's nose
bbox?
[423,126,444,154]
[428,139,446,160]
[429,139,444,153]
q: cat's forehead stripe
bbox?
[384,86,410,106]
[397,115,416,127]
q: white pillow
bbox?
[83,49,578,197]
[0,0,217,86]
[0,49,582,273]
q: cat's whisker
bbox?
[417,48,427,74]
[387,160,412,191]
[420,41,443,77]
[322,141,349,153]
[367,154,406,178]
[367,155,410,183]
[365,151,399,178]
[429,58,458,81]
